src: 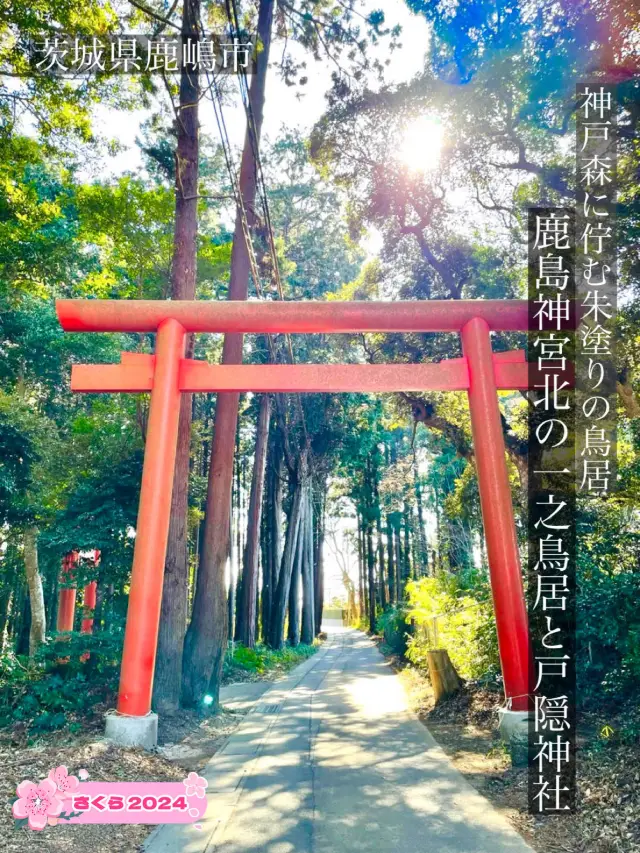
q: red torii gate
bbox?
[57,298,534,738]
[56,550,100,635]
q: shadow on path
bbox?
[146,629,533,853]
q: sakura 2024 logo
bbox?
[13,766,209,831]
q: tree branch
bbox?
[128,0,181,32]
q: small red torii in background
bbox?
[56,549,100,635]
[57,298,535,742]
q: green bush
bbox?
[405,575,499,681]
[376,605,410,656]
[354,615,369,632]
[229,645,266,674]
[0,631,122,737]
[576,504,640,708]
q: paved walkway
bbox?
[145,629,533,853]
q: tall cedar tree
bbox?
[153,0,200,713]
[182,0,275,708]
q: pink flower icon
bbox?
[183,772,208,799]
[48,765,79,799]
[13,779,64,831]
[78,769,89,780]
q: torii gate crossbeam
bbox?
[57,299,533,737]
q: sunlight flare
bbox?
[397,115,444,173]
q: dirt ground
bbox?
[396,660,640,853]
[1,644,321,850]
[0,706,242,852]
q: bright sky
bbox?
[97,0,430,177]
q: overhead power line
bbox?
[194,5,310,457]
[223,0,310,445]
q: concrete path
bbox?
[145,629,533,853]
[219,680,271,713]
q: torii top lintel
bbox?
[56,298,529,334]
[56,298,546,394]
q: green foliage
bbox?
[376,604,410,656]
[228,645,268,675]
[223,642,318,683]
[75,178,175,299]
[576,501,640,707]
[0,137,88,301]
[0,392,41,526]
[0,631,122,737]
[1,0,146,146]
[0,0,637,749]
[35,630,122,677]
[405,575,500,681]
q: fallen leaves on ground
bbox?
[396,662,640,853]
[0,708,242,853]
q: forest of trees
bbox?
[0,0,639,742]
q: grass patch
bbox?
[222,641,319,684]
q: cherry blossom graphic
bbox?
[48,765,80,799]
[12,779,65,831]
[183,772,208,798]
[78,769,89,780]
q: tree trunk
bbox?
[287,487,305,647]
[154,0,200,714]
[301,490,315,644]
[241,456,248,565]
[403,505,412,581]
[426,649,462,704]
[413,458,429,574]
[0,587,12,652]
[237,396,271,647]
[375,514,386,609]
[357,512,366,620]
[182,0,274,709]
[394,524,402,602]
[269,456,307,650]
[386,515,395,604]
[411,512,420,578]
[16,592,30,656]
[262,430,283,641]
[260,493,269,638]
[313,486,325,635]
[231,446,241,641]
[255,557,261,641]
[228,507,236,644]
[23,527,45,656]
[366,519,376,634]
[45,569,58,629]
[233,446,245,640]
[372,466,386,608]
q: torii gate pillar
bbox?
[105,319,185,749]
[463,318,530,712]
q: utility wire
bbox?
[194,8,309,465]
[224,0,310,446]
